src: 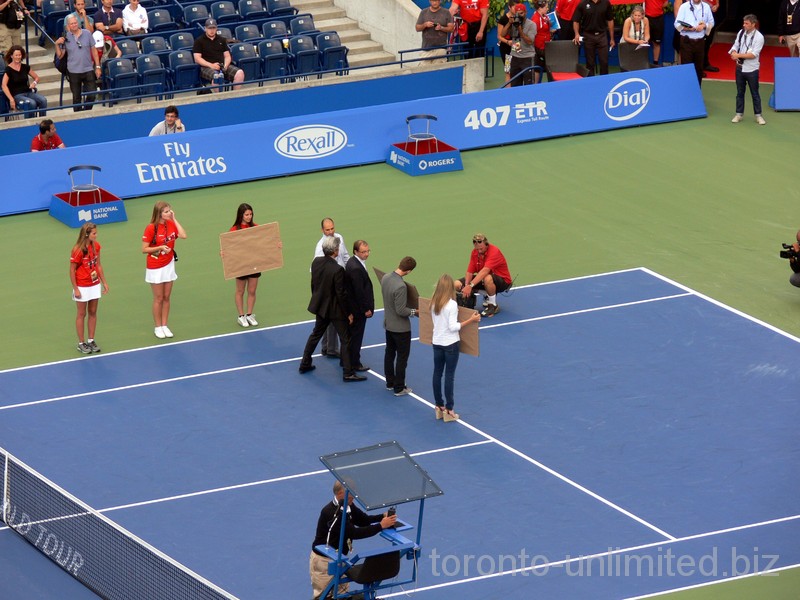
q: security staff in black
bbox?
[572,0,615,75]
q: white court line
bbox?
[624,563,800,599]
[0,441,492,528]
[0,291,693,413]
[381,515,800,597]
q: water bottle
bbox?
[212,70,224,89]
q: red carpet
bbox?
[704,43,790,84]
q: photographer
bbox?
[728,14,765,126]
[0,0,28,55]
[500,3,537,87]
[784,231,800,288]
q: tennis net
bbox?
[1,446,237,600]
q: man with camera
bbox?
[415,0,454,65]
[454,233,511,318]
[728,14,766,126]
[499,3,537,86]
[0,0,28,55]
[782,231,800,288]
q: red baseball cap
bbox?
[513,3,527,12]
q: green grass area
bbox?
[654,567,800,599]
[1,76,797,597]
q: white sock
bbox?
[487,295,497,305]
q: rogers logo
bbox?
[274,125,347,159]
[419,158,456,170]
[603,78,650,122]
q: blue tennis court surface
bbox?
[1,268,798,599]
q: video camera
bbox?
[779,243,798,260]
[513,14,526,26]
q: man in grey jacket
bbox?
[381,256,417,396]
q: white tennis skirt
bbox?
[145,259,177,284]
[72,284,102,302]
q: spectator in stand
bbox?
[644,0,666,64]
[499,3,536,86]
[149,105,186,135]
[2,45,47,117]
[674,0,714,85]
[93,30,121,64]
[0,0,29,55]
[64,0,94,34]
[496,2,515,82]
[56,15,101,111]
[70,222,109,355]
[729,14,766,125]
[415,0,454,66]
[449,0,489,58]
[572,0,615,75]
[31,119,65,151]
[531,0,551,83]
[702,0,720,72]
[122,0,148,35]
[555,0,579,40]
[193,18,245,91]
[621,5,650,46]
[94,0,124,37]
[778,0,800,57]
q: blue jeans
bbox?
[14,92,48,118]
[432,341,460,410]
[735,67,761,116]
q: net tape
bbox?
[1,447,237,600]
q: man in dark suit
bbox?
[299,236,366,381]
[345,240,374,372]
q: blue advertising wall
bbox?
[2,65,705,216]
[774,58,800,111]
[0,69,464,158]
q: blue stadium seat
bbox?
[41,0,70,43]
[182,3,209,27]
[136,54,169,98]
[261,18,287,40]
[289,34,319,79]
[141,35,171,67]
[317,32,348,75]
[210,0,240,25]
[235,23,262,43]
[217,26,233,40]
[238,0,267,20]
[257,39,290,82]
[116,38,142,60]
[266,0,296,18]
[104,58,139,101]
[168,49,201,90]
[229,42,260,82]
[169,31,195,50]
[146,8,177,33]
[289,15,317,37]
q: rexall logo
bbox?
[274,125,347,159]
[603,78,650,122]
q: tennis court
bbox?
[1,268,798,599]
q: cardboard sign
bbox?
[417,297,480,357]
[220,222,283,280]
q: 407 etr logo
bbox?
[463,102,549,130]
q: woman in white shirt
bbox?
[122,0,148,34]
[430,274,480,422]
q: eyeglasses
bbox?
[76,39,82,48]
[472,239,485,244]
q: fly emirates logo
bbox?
[135,142,227,184]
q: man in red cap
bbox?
[499,4,537,85]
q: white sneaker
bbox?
[245,314,258,326]
[755,115,766,125]
[161,325,174,338]
[237,315,249,327]
[731,114,743,123]
[154,326,166,339]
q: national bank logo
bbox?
[274,125,348,159]
[603,78,651,122]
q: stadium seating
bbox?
[136,54,169,98]
[41,0,70,43]
[317,32,348,75]
[229,42,261,82]
[210,0,240,25]
[289,15,317,37]
[257,39,290,82]
[182,3,209,28]
[104,58,139,101]
[170,31,195,50]
[141,35,171,67]
[238,0,268,21]
[235,23,263,44]
[168,49,201,90]
[289,34,319,78]
[147,8,178,33]
[266,0,296,18]
[262,19,288,40]
[116,39,142,60]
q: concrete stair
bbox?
[11,0,396,115]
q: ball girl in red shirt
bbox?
[70,222,109,354]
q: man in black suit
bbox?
[345,240,374,372]
[299,236,366,382]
